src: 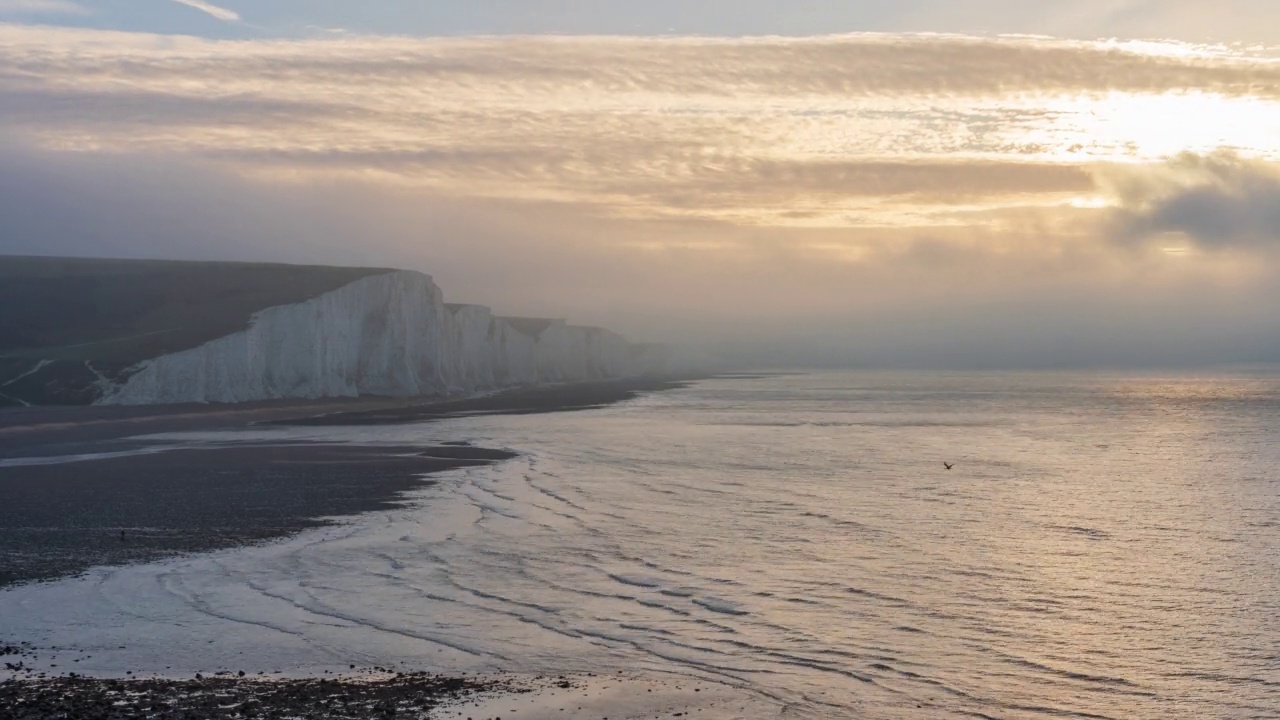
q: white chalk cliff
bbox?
[99,270,668,405]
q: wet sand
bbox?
[0,371,691,586]
[266,377,695,426]
[0,376,773,719]
[0,376,692,587]
[0,376,691,456]
[0,443,515,588]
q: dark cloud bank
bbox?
[1110,153,1280,250]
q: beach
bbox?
[0,378,688,589]
[0,377,780,720]
[0,660,763,720]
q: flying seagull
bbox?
[943,462,954,470]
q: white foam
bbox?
[0,446,175,467]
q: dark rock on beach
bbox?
[0,671,506,720]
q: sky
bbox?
[2,1,1280,367]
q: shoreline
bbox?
[0,375,698,457]
[0,376,696,588]
[0,662,763,720]
[0,661,508,720]
[0,375,787,719]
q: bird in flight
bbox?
[943,462,954,470]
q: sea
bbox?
[5,370,1280,719]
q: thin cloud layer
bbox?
[3,25,1279,231]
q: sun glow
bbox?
[1067,196,1111,209]
[1027,91,1280,162]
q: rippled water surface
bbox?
[9,371,1280,718]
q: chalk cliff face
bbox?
[99,270,665,405]
[443,303,498,393]
[488,318,538,388]
[583,327,635,380]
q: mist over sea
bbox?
[5,371,1280,719]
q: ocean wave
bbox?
[692,597,750,616]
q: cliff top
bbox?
[0,255,396,366]
[498,317,563,339]
[444,303,489,314]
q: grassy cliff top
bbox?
[0,255,395,365]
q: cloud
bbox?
[1106,152,1280,249]
[0,0,88,14]
[856,0,1280,45]
[171,0,240,23]
[1,25,1276,231]
[1,27,1279,366]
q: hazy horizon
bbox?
[3,2,1280,368]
